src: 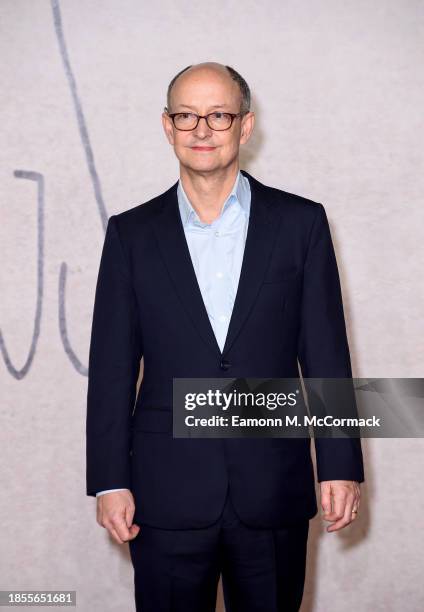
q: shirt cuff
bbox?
[95,488,129,497]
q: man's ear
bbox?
[240,111,255,145]
[162,112,175,145]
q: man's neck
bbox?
[179,163,240,224]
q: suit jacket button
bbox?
[220,359,231,371]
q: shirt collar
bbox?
[177,170,249,227]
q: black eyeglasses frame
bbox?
[164,108,248,131]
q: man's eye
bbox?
[212,112,224,119]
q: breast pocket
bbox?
[259,269,302,316]
[262,268,301,284]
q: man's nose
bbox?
[194,116,212,136]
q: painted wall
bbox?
[1,1,423,610]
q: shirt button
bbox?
[215,231,220,237]
[216,271,223,278]
[219,315,227,323]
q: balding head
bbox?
[166,62,251,115]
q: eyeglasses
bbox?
[164,107,247,131]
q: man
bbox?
[86,62,364,611]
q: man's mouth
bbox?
[191,146,216,151]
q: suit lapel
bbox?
[222,170,279,355]
[152,170,281,358]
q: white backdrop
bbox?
[1,1,423,610]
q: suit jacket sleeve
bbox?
[297,203,365,483]
[86,215,143,496]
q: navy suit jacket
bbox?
[86,169,365,529]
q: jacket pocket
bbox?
[262,269,301,284]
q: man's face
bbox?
[162,67,254,174]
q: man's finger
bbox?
[125,503,135,529]
[332,488,348,521]
[322,487,341,521]
[323,486,347,528]
[320,484,332,515]
[109,526,125,545]
[353,485,361,513]
[111,519,132,542]
[327,495,355,532]
[127,524,141,541]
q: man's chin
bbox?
[180,159,222,173]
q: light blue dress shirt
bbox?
[177,169,251,353]
[96,170,251,497]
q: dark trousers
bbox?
[129,487,309,611]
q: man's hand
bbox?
[320,480,361,532]
[96,489,140,544]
